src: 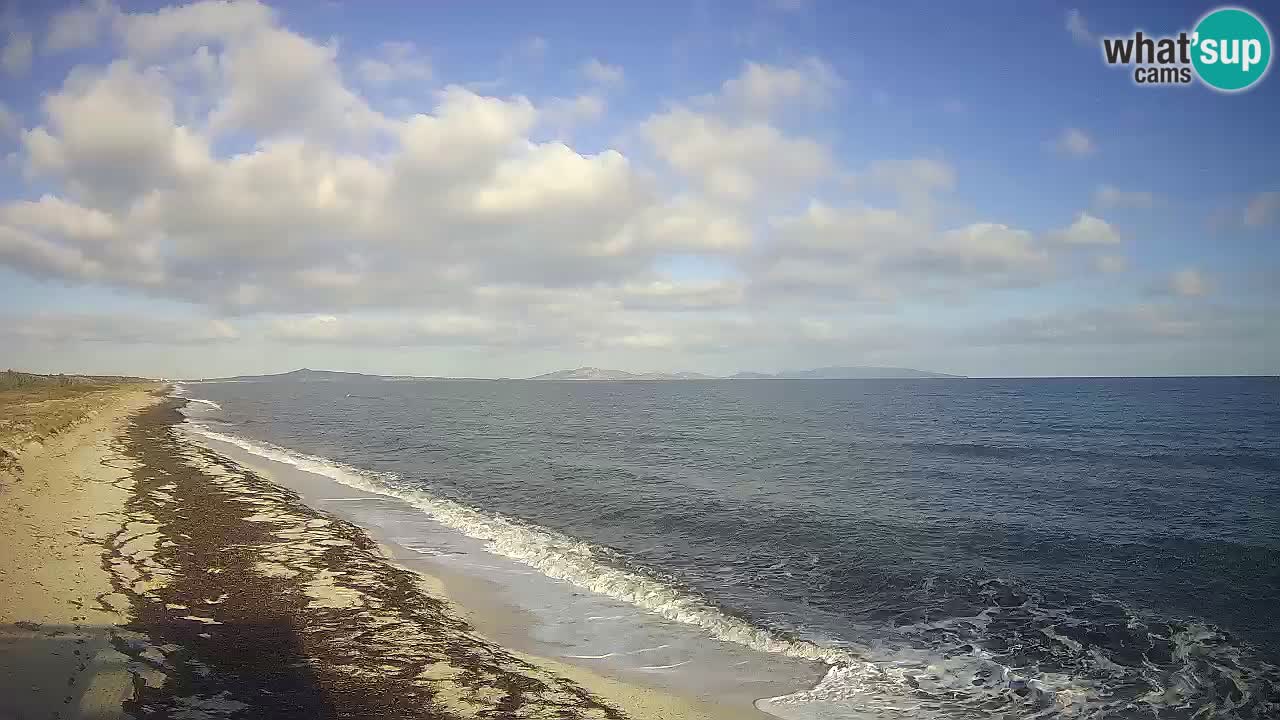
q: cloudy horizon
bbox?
[1,0,1276,379]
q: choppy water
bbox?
[175,377,1280,719]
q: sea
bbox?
[172,376,1280,719]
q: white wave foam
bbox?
[179,423,1129,717]
[186,398,222,410]
[169,383,222,410]
[181,426,892,670]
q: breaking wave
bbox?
[170,384,223,410]
[176,416,1280,719]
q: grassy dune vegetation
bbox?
[0,370,156,475]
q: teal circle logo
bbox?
[1192,7,1272,92]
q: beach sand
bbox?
[1,387,748,719]
[1,382,161,720]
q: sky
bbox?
[0,0,1276,379]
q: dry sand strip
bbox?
[1,383,163,720]
[4,387,736,720]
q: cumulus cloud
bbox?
[0,0,1248,367]
[5,45,761,317]
[1050,212,1120,245]
[758,200,1051,300]
[642,107,831,201]
[116,0,273,56]
[21,60,213,210]
[1055,127,1095,156]
[717,58,839,117]
[211,28,390,139]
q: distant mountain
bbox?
[527,366,962,380]
[770,366,964,379]
[195,368,465,382]
[195,365,963,383]
[195,368,377,382]
[527,367,717,381]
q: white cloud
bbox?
[3,194,121,242]
[973,303,1242,346]
[357,41,431,89]
[0,224,105,282]
[637,59,839,202]
[0,194,161,286]
[116,0,274,56]
[581,58,624,89]
[617,279,745,311]
[542,94,606,135]
[769,201,923,257]
[1050,212,1120,245]
[267,313,505,346]
[0,312,237,344]
[629,197,752,253]
[718,58,839,117]
[642,107,830,201]
[45,0,116,53]
[924,223,1050,278]
[21,60,213,209]
[864,158,956,204]
[1055,127,1095,156]
[3,0,1255,368]
[1170,268,1209,297]
[1066,10,1096,46]
[2,30,33,77]
[209,25,390,139]
[1094,184,1156,210]
[7,64,756,315]
[759,201,1050,300]
[1243,190,1280,227]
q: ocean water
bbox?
[175,377,1280,719]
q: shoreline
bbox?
[179,403,822,719]
[2,388,771,719]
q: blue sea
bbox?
[176,376,1280,719]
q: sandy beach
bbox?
[1,383,746,720]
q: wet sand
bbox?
[2,388,745,719]
[186,426,819,720]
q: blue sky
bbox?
[0,0,1276,378]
